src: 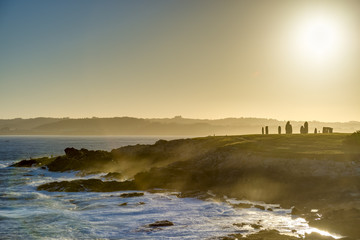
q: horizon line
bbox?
[0,116,359,124]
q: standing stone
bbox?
[265,126,269,135]
[314,128,317,134]
[300,126,304,134]
[304,122,309,134]
[278,126,281,134]
[262,127,264,135]
[285,121,293,134]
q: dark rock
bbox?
[250,223,262,229]
[308,208,360,239]
[233,223,247,228]
[232,203,253,209]
[47,148,113,172]
[64,147,82,158]
[225,229,299,240]
[291,207,303,216]
[254,205,265,210]
[119,192,144,198]
[148,220,174,227]
[119,202,127,206]
[11,159,37,167]
[175,190,211,200]
[286,121,293,134]
[75,171,102,177]
[102,172,122,180]
[37,179,137,192]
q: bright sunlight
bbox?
[292,10,346,65]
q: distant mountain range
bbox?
[0,117,359,136]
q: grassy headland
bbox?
[12,133,360,239]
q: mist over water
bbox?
[0,136,341,239]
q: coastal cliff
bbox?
[12,133,360,239]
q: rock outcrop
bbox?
[13,134,360,239]
[37,179,137,192]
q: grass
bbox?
[198,133,355,159]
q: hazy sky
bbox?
[1,0,359,121]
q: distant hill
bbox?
[0,117,359,135]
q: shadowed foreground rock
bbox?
[11,159,38,167]
[37,179,137,192]
[148,220,174,227]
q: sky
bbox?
[0,0,359,122]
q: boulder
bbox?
[119,192,144,198]
[148,220,174,227]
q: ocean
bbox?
[0,136,340,239]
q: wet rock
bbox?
[232,203,253,209]
[102,172,123,180]
[119,192,144,198]
[250,223,262,229]
[148,220,174,227]
[11,159,38,167]
[119,202,127,206]
[304,232,337,240]
[308,208,360,239]
[291,207,303,216]
[75,171,102,177]
[233,223,247,228]
[175,190,212,200]
[224,229,299,240]
[37,179,137,192]
[254,205,265,210]
[64,147,82,158]
[47,148,113,172]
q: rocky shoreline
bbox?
[11,134,360,239]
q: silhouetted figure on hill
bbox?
[265,126,269,134]
[285,121,292,134]
[278,126,281,134]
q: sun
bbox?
[292,12,345,64]
[300,19,339,58]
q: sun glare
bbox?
[292,11,345,65]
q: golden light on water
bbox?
[305,227,343,239]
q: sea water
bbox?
[0,136,341,239]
